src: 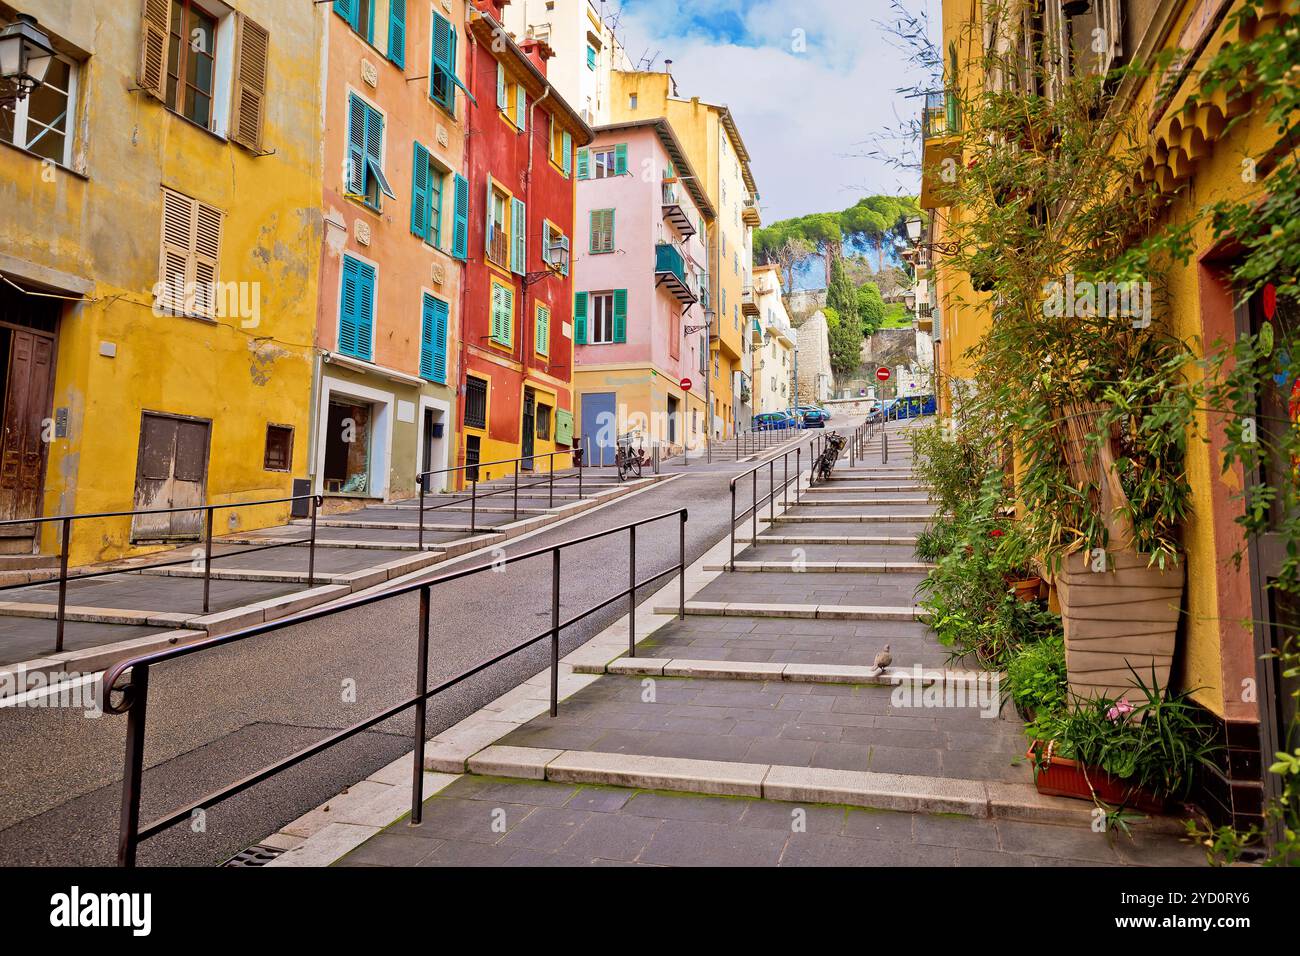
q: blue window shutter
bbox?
[346,95,366,195]
[511,197,526,275]
[515,85,527,130]
[576,149,589,179]
[562,131,573,176]
[410,141,430,239]
[339,256,374,359]
[363,103,383,168]
[614,143,628,175]
[334,0,358,31]
[496,63,507,110]
[339,257,360,355]
[451,174,469,259]
[613,289,627,343]
[387,0,406,68]
[431,296,449,382]
[356,260,375,359]
[420,294,437,379]
[574,292,588,344]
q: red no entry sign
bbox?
[875,366,891,382]
[680,377,693,391]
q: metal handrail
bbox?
[102,507,689,867]
[727,431,826,571]
[416,450,576,547]
[0,492,322,655]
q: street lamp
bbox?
[904,289,917,310]
[905,216,924,243]
[0,15,55,107]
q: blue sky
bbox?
[611,0,936,223]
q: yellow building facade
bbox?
[924,0,1297,830]
[0,0,322,566]
[608,70,760,439]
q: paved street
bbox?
[0,428,822,866]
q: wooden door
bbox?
[521,388,536,471]
[0,328,56,524]
[131,412,211,541]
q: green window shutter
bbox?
[614,143,628,175]
[421,293,449,383]
[334,0,358,32]
[496,62,507,111]
[490,285,503,342]
[410,141,430,239]
[590,209,614,253]
[535,305,550,355]
[515,85,527,130]
[451,174,469,259]
[510,197,527,275]
[345,94,366,194]
[387,0,405,68]
[491,284,513,345]
[613,288,627,343]
[339,255,375,360]
[576,148,590,180]
[574,292,588,344]
[562,131,573,177]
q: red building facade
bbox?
[457,2,593,483]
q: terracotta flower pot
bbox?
[1005,575,1042,602]
[1056,547,1185,702]
[1027,740,1166,814]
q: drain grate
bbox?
[223,844,286,867]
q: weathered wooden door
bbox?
[521,388,536,471]
[131,412,211,541]
[0,328,56,525]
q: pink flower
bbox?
[1106,698,1134,721]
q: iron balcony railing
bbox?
[102,508,689,866]
[654,242,687,286]
[0,493,323,656]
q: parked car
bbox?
[753,411,801,431]
[792,405,829,428]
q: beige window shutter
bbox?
[192,201,224,318]
[159,189,197,315]
[231,15,269,152]
[138,0,170,101]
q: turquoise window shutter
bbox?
[574,292,588,344]
[334,0,358,31]
[614,143,628,175]
[496,63,507,110]
[562,131,573,176]
[388,0,406,68]
[511,198,526,275]
[420,294,437,379]
[432,296,448,382]
[355,260,375,359]
[345,95,366,195]
[613,289,627,343]
[451,174,469,259]
[339,257,360,355]
[515,85,527,130]
[339,256,375,360]
[410,142,430,239]
[576,148,590,179]
[536,305,550,355]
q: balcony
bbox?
[741,287,760,317]
[922,90,961,140]
[742,197,761,227]
[655,242,697,305]
[488,226,510,269]
[661,184,696,238]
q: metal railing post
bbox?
[679,511,687,619]
[769,460,775,522]
[410,584,430,825]
[418,474,426,551]
[550,549,560,718]
[202,507,214,614]
[117,662,149,868]
[578,459,583,500]
[308,496,318,589]
[884,429,889,464]
[628,525,637,658]
[796,447,802,503]
[783,453,789,507]
[729,481,737,571]
[470,477,478,531]
[548,456,555,509]
[513,461,519,521]
[55,517,70,654]
[752,471,758,547]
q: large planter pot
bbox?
[1005,575,1043,602]
[1027,740,1166,813]
[1056,548,1185,702]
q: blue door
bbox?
[581,392,617,467]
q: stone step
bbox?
[705,560,934,574]
[794,498,934,507]
[772,513,936,524]
[657,601,926,622]
[745,534,920,545]
[586,656,992,688]
[803,485,928,493]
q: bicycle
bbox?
[814,432,847,482]
[614,432,649,481]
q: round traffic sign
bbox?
[875,366,891,382]
[679,377,693,391]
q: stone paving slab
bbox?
[693,570,927,607]
[333,775,1203,867]
[0,617,171,668]
[736,544,923,563]
[494,673,1026,783]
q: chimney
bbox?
[518,37,554,76]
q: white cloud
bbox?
[610,0,938,222]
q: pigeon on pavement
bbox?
[872,644,893,673]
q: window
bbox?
[166,0,218,128]
[410,142,448,247]
[263,424,294,471]
[333,0,374,43]
[338,254,376,360]
[464,376,488,429]
[536,403,552,440]
[490,279,514,347]
[578,290,626,345]
[628,93,637,109]
[156,187,224,319]
[430,12,462,113]
[543,222,570,276]
[346,94,395,209]
[535,304,551,356]
[549,115,572,175]
[487,184,510,268]
[586,45,597,70]
[420,293,449,383]
[589,209,615,253]
[1,53,77,165]
[592,147,616,178]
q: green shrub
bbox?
[1006,633,1068,719]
